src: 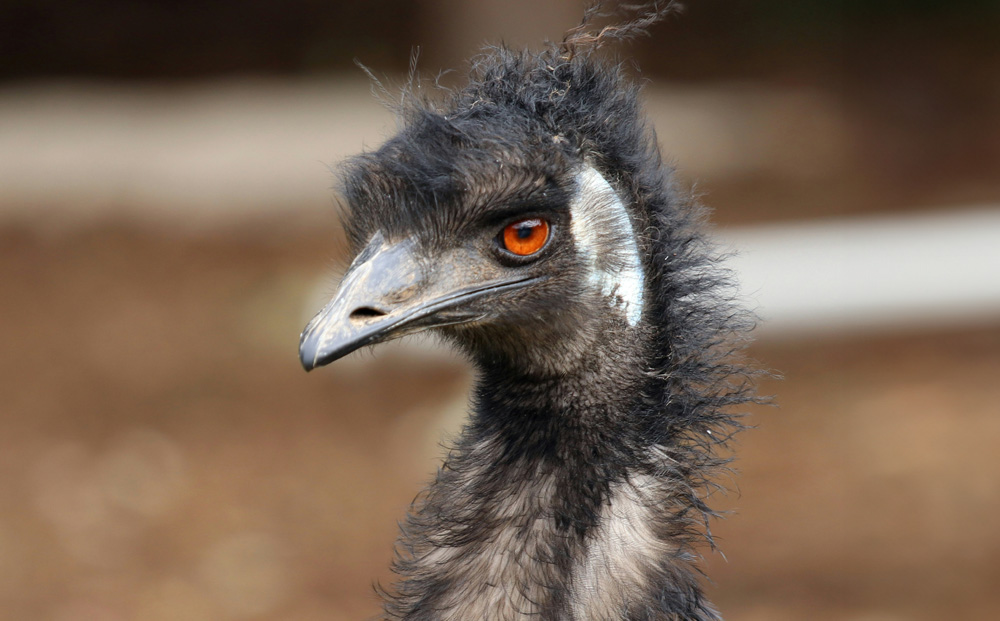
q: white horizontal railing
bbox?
[0,79,844,230]
[722,207,1000,334]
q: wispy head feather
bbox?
[560,1,684,59]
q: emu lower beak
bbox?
[299,234,536,371]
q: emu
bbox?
[299,4,756,619]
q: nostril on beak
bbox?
[349,307,388,321]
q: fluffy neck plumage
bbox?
[381,329,720,621]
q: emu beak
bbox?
[299,233,537,371]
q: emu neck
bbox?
[385,340,717,621]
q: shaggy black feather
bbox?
[327,3,759,619]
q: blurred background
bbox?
[2,1,999,619]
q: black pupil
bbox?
[516,221,537,239]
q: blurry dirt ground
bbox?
[1,224,999,620]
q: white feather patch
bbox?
[569,165,645,326]
[570,474,672,618]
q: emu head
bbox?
[300,51,654,377]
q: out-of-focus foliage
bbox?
[0,0,418,79]
[2,0,998,80]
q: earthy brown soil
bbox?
[1,224,998,620]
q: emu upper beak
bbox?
[299,233,536,371]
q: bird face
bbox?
[300,122,646,372]
[298,191,573,371]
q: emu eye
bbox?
[501,218,550,256]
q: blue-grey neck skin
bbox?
[569,165,645,327]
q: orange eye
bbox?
[502,218,550,256]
